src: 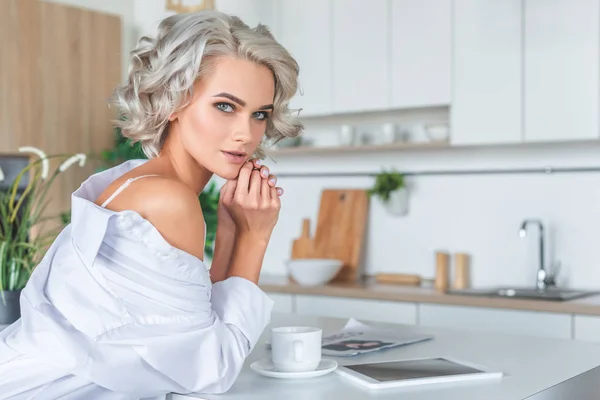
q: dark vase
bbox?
[0,290,22,325]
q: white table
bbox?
[170,313,600,400]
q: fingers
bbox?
[249,169,262,201]
[245,158,283,200]
[261,173,271,199]
[250,158,263,170]
[236,162,253,194]
[220,179,237,205]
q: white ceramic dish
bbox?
[285,258,343,286]
[424,124,449,141]
[251,358,338,379]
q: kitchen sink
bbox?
[446,286,599,301]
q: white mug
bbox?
[338,125,356,146]
[271,326,322,372]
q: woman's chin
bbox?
[212,164,244,181]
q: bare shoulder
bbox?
[103,176,206,261]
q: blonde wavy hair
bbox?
[110,11,303,159]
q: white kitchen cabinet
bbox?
[274,0,332,117]
[295,295,417,325]
[391,0,451,108]
[451,0,522,145]
[266,293,294,314]
[573,315,600,343]
[524,0,600,142]
[419,304,572,340]
[331,0,389,114]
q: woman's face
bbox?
[171,56,275,180]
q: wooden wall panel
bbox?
[0,0,122,221]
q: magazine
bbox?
[320,319,433,357]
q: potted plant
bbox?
[0,147,87,325]
[367,169,409,216]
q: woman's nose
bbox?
[231,118,253,143]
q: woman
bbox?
[0,10,302,399]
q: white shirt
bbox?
[0,159,274,399]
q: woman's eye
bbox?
[253,111,269,121]
[215,103,234,113]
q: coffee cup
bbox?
[271,326,322,373]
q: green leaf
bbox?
[368,169,405,202]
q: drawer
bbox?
[295,295,417,325]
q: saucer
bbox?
[250,358,338,379]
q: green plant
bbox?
[0,148,86,296]
[367,169,405,202]
[98,126,221,259]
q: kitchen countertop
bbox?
[170,312,600,400]
[259,274,600,316]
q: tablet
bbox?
[335,357,503,390]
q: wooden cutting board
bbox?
[291,218,315,259]
[312,189,369,283]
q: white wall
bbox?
[133,0,276,39]
[262,129,600,290]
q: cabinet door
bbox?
[331,0,389,113]
[524,0,600,142]
[451,0,522,145]
[391,0,451,108]
[275,0,332,117]
[419,304,572,339]
[266,293,294,314]
[295,295,417,325]
[573,315,600,342]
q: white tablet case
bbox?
[334,356,503,390]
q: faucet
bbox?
[519,219,555,291]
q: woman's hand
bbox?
[225,160,283,242]
[218,159,282,233]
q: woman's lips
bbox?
[222,151,247,163]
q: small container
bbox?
[452,253,470,289]
[338,125,356,146]
[380,123,397,144]
[434,251,449,291]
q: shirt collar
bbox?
[70,159,148,267]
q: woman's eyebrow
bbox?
[213,92,273,110]
[213,92,246,106]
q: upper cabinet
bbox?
[452,0,600,145]
[391,0,452,109]
[524,0,600,142]
[451,0,523,145]
[275,0,332,117]
[331,0,389,114]
[260,0,600,146]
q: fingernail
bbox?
[277,188,283,196]
[255,159,262,166]
[262,168,269,177]
[269,177,276,184]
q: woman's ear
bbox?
[168,112,178,121]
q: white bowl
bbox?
[285,258,344,286]
[425,124,449,141]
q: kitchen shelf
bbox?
[266,139,450,156]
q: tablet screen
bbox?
[345,358,485,382]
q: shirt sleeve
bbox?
[210,276,275,351]
[91,276,275,397]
